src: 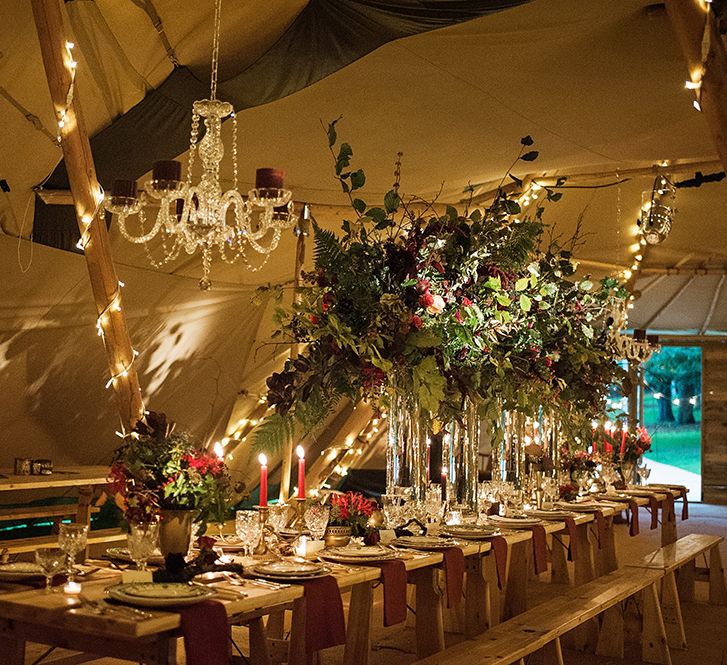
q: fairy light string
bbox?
[56,39,142,408]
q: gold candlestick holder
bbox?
[289,497,307,537]
[253,505,274,556]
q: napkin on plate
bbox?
[180,600,230,665]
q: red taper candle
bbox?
[296,445,305,499]
[620,424,628,457]
[258,453,268,507]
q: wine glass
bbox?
[620,461,635,488]
[425,484,444,524]
[477,482,496,523]
[637,463,651,484]
[381,494,404,529]
[268,504,290,533]
[35,547,67,592]
[127,521,159,571]
[235,510,261,559]
[303,504,330,541]
[58,523,88,585]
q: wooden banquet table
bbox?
[0,486,687,665]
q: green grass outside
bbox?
[642,394,701,475]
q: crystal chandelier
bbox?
[104,0,296,289]
[638,175,675,246]
[608,300,659,364]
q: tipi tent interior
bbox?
[1,0,727,524]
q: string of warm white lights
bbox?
[57,41,76,143]
[56,39,142,405]
[685,0,714,112]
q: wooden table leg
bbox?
[0,634,25,665]
[343,581,373,665]
[503,540,529,620]
[642,583,673,665]
[248,616,272,665]
[550,535,570,585]
[266,610,285,639]
[594,516,618,576]
[709,546,727,605]
[660,572,687,650]
[596,604,624,658]
[573,523,595,585]
[288,596,311,665]
[412,567,445,658]
[661,503,677,547]
[464,555,491,638]
[676,559,696,602]
[483,553,501,626]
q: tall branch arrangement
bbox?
[255,121,627,451]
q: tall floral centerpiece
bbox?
[258,120,629,510]
[109,411,234,556]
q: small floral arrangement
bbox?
[618,426,652,463]
[328,491,377,537]
[109,411,234,529]
[559,483,578,501]
[560,447,601,474]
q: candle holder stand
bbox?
[289,497,307,537]
[253,506,274,556]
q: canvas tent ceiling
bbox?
[0,0,726,470]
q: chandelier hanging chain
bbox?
[104,0,297,289]
[210,0,222,101]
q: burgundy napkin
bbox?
[490,535,509,590]
[180,600,230,665]
[648,495,659,530]
[374,559,407,626]
[442,547,465,608]
[528,525,548,575]
[593,510,607,549]
[628,499,641,537]
[563,517,578,561]
[300,576,346,653]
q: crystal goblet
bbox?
[303,504,330,541]
[58,523,88,585]
[127,521,159,571]
[35,547,67,592]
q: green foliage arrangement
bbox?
[255,120,628,452]
[109,411,235,531]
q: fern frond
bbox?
[251,413,296,455]
[313,226,343,271]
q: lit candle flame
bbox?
[213,441,224,459]
[296,445,305,459]
[258,453,267,466]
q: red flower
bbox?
[462,297,473,307]
[410,314,423,329]
[309,314,319,325]
[415,279,430,294]
[455,310,463,323]
[419,292,434,308]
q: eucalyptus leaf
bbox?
[520,151,539,162]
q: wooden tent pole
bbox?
[279,205,310,501]
[32,0,144,431]
[665,0,727,172]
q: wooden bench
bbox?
[627,533,726,650]
[413,565,671,665]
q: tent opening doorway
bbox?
[642,346,702,500]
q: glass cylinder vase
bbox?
[442,399,480,512]
[385,387,428,502]
[491,410,527,487]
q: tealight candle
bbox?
[295,535,308,557]
[63,581,81,594]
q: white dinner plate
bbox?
[105,547,166,566]
[251,560,325,577]
[487,515,543,527]
[440,525,499,540]
[107,582,215,607]
[525,509,578,520]
[391,536,458,550]
[324,545,390,558]
[0,562,45,581]
[319,550,399,564]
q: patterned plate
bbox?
[107,582,215,607]
[0,562,44,581]
[391,536,458,550]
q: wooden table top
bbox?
[0,466,110,491]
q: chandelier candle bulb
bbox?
[255,168,285,190]
[296,445,305,499]
[111,179,137,200]
[259,453,268,507]
[152,160,182,184]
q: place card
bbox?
[379,529,396,544]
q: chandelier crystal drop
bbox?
[104,0,296,289]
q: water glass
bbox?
[58,523,88,584]
[35,547,67,592]
[235,510,261,558]
[303,504,330,541]
[381,494,404,529]
[127,521,159,571]
[637,464,651,483]
[268,504,290,533]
